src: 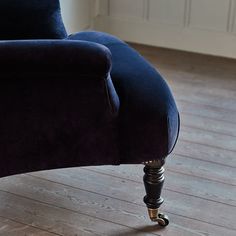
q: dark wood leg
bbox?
[143,159,169,226]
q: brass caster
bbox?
[148,208,169,227]
[157,213,169,226]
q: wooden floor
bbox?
[0,45,236,236]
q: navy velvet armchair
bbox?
[0,0,180,226]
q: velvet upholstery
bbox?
[0,40,112,75]
[68,32,180,163]
[0,0,67,39]
[0,40,120,177]
[0,1,180,178]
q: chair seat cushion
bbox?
[0,0,67,39]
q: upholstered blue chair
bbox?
[0,0,179,226]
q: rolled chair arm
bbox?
[67,31,180,163]
[0,39,120,177]
[0,40,112,77]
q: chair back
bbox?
[0,0,67,39]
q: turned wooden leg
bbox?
[143,159,169,226]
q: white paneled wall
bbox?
[149,0,186,26]
[189,0,230,32]
[109,0,144,19]
[234,12,236,34]
[94,0,236,58]
[60,0,91,33]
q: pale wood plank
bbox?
[171,87,236,111]
[179,126,236,152]
[0,216,57,236]
[176,100,236,125]
[162,65,236,90]
[167,76,236,100]
[179,113,236,137]
[162,61,236,88]
[0,189,141,236]
[167,154,236,185]
[162,67,236,93]
[0,174,202,236]
[173,140,236,168]
[30,168,236,232]
[132,43,236,90]
[86,164,236,206]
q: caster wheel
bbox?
[157,213,169,227]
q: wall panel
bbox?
[189,0,231,32]
[233,0,236,33]
[109,0,144,19]
[149,0,186,26]
[94,0,236,59]
[60,0,91,33]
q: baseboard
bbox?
[93,15,236,59]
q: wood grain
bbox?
[179,113,236,137]
[0,216,58,236]
[179,126,236,152]
[173,140,236,168]
[86,164,236,206]
[176,100,236,125]
[0,174,201,236]
[0,189,141,236]
[30,168,236,231]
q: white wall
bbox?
[60,0,92,33]
[94,0,236,59]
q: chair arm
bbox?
[0,39,121,177]
[0,39,111,77]
[67,31,180,163]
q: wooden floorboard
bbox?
[0,175,202,236]
[167,154,236,186]
[0,45,236,235]
[179,113,236,137]
[168,79,236,100]
[0,216,58,236]
[0,188,142,236]
[172,87,236,111]
[176,100,236,125]
[86,165,236,206]
[29,168,236,231]
[179,126,236,152]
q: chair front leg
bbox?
[143,159,169,226]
